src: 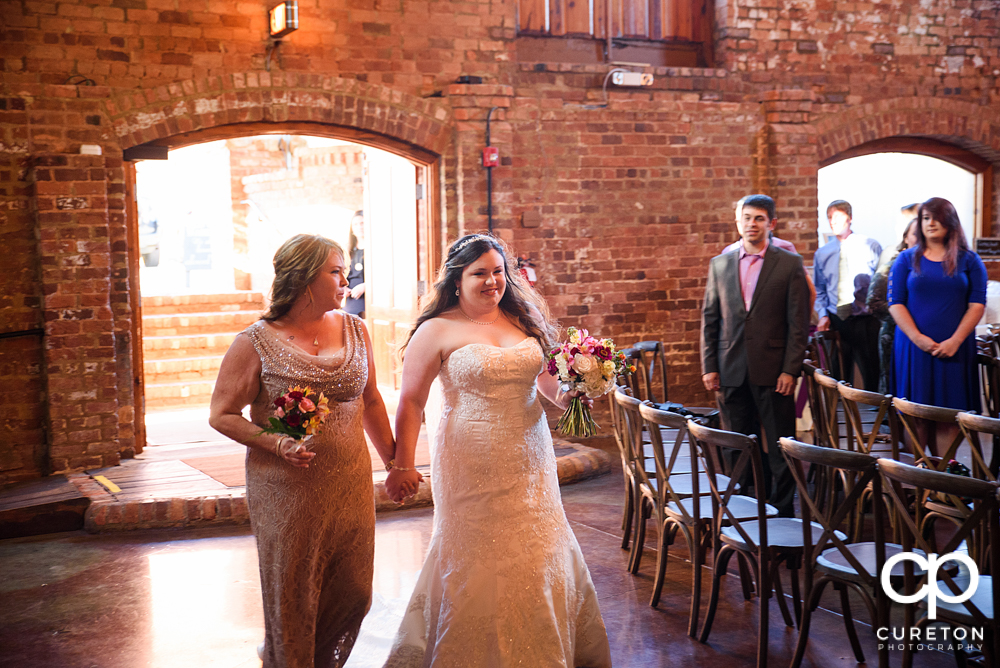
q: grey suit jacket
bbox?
[701,244,810,388]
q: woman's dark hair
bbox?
[262,234,343,321]
[348,210,364,255]
[401,234,556,355]
[914,197,968,276]
[896,218,917,253]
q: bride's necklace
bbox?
[459,308,501,326]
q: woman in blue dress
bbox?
[888,197,987,412]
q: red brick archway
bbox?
[815,97,1000,164]
[103,72,454,157]
[814,97,1000,238]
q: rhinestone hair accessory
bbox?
[452,234,488,255]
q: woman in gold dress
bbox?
[210,234,407,668]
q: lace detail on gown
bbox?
[383,338,611,668]
[244,316,374,668]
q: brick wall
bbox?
[1,0,998,479]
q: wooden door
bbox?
[363,149,419,390]
[125,162,146,453]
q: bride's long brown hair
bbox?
[400,234,557,356]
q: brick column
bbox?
[33,153,121,473]
[760,90,819,257]
[444,83,513,241]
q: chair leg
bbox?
[789,577,829,668]
[649,520,675,608]
[687,523,704,638]
[757,553,771,668]
[789,563,802,627]
[620,480,634,550]
[699,546,734,644]
[628,494,647,574]
[836,582,865,663]
[737,552,755,600]
[770,557,795,628]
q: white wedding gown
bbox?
[383,337,612,668]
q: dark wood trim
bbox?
[143,121,440,167]
[821,136,995,238]
[124,162,146,455]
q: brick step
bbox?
[142,311,260,337]
[144,356,224,385]
[141,292,265,316]
[144,380,216,410]
[143,333,238,359]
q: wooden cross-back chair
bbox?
[609,385,638,551]
[690,421,826,668]
[976,353,1000,476]
[812,330,847,383]
[879,459,1000,668]
[636,403,760,636]
[780,438,896,668]
[616,394,727,578]
[837,382,903,542]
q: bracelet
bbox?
[385,459,416,472]
[274,436,284,458]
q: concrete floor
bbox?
[0,466,955,668]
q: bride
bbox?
[382,234,612,668]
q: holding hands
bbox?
[385,466,423,503]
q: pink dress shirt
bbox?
[738,240,768,311]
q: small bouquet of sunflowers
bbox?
[546,327,631,438]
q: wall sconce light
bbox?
[269,1,299,38]
[266,1,298,71]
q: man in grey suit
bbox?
[701,194,810,517]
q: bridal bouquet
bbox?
[258,385,331,441]
[546,328,632,437]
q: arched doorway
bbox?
[817,137,993,248]
[124,122,443,452]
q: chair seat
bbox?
[817,542,925,579]
[721,519,846,550]
[666,494,778,521]
[668,472,730,497]
[933,574,994,621]
[641,472,731,497]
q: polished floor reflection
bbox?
[0,467,954,667]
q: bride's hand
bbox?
[558,388,593,411]
[385,468,423,503]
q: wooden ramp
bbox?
[0,476,89,539]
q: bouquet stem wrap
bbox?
[557,395,599,438]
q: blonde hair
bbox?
[262,234,343,321]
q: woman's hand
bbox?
[276,436,316,468]
[559,387,593,411]
[933,336,962,358]
[914,334,940,355]
[385,468,423,503]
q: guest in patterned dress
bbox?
[209,234,403,668]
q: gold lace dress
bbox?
[383,337,612,668]
[244,316,373,668]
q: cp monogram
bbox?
[881,551,980,620]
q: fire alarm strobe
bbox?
[482,147,499,168]
[611,71,654,87]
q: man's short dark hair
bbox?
[741,194,776,221]
[826,200,852,219]
[901,203,919,216]
[353,210,364,217]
